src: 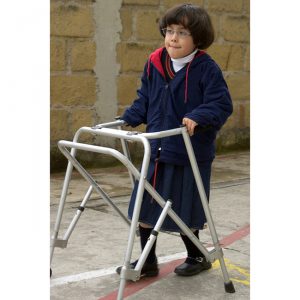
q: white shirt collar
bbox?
[171,49,198,72]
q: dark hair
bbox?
[159,4,214,50]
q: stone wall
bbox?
[50,0,250,171]
[50,0,98,169]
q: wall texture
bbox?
[50,0,250,171]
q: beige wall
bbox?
[50,0,250,170]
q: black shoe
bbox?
[116,258,159,278]
[174,257,212,276]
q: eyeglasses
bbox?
[162,28,192,38]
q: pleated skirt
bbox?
[128,160,212,232]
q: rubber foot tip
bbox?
[50,268,52,278]
[224,281,235,293]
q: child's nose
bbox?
[171,32,178,41]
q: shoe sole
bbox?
[141,270,159,277]
[116,267,159,278]
[174,264,212,277]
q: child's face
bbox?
[164,24,196,59]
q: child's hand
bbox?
[182,118,198,136]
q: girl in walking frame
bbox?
[117,3,233,277]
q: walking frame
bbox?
[50,119,235,299]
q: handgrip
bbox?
[181,124,212,134]
[194,124,212,134]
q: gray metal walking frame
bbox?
[50,119,235,299]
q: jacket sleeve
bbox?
[184,63,233,130]
[121,62,149,127]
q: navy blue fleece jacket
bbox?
[121,47,233,165]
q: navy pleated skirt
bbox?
[128,160,212,232]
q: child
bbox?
[117,3,233,277]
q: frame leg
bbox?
[181,128,235,293]
[117,141,151,300]
[118,125,135,188]
[50,159,75,264]
[50,129,81,265]
[219,257,235,293]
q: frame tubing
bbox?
[142,127,183,139]
[117,135,151,300]
[59,139,211,260]
[63,185,93,241]
[51,120,128,263]
[93,119,125,129]
[77,126,184,142]
[117,125,135,188]
[143,180,211,258]
[134,201,172,274]
[117,142,150,298]
[58,142,131,228]
[181,128,231,283]
[181,128,220,247]
[50,129,83,263]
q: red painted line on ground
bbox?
[98,258,184,300]
[98,224,250,300]
[218,224,250,248]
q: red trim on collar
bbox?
[165,54,175,80]
[147,47,166,79]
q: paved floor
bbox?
[50,151,250,300]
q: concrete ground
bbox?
[50,151,250,300]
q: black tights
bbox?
[139,225,157,264]
[180,230,204,259]
[139,225,203,263]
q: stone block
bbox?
[245,45,250,71]
[117,75,139,105]
[164,0,204,10]
[71,40,96,71]
[117,42,157,72]
[228,44,244,71]
[136,10,161,40]
[226,73,250,100]
[244,101,250,127]
[120,8,133,40]
[51,75,96,106]
[209,13,219,41]
[123,0,159,5]
[51,5,94,37]
[117,106,127,118]
[244,0,250,14]
[58,0,94,3]
[222,102,239,130]
[50,38,66,71]
[134,124,146,132]
[51,109,70,141]
[208,0,243,13]
[67,0,95,3]
[238,101,245,127]
[216,129,236,148]
[206,44,231,70]
[70,109,94,134]
[222,16,250,43]
[236,128,250,149]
